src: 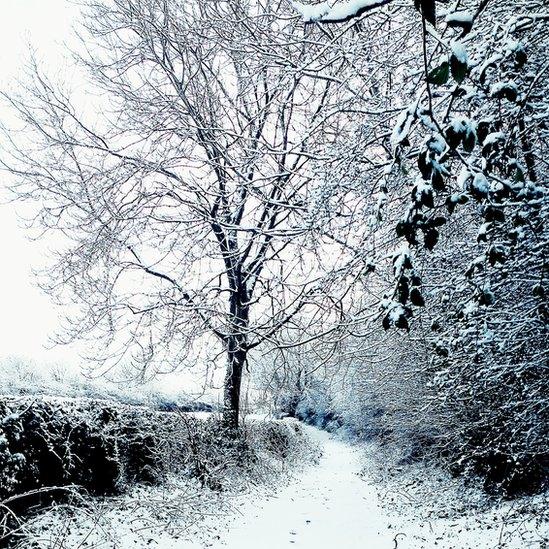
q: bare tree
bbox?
[1,0,375,427]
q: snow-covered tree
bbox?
[1,0,378,428]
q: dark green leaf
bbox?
[424,228,439,250]
[444,125,461,149]
[462,130,476,152]
[533,284,545,298]
[514,48,527,68]
[479,289,495,306]
[432,216,447,227]
[427,61,450,86]
[410,288,425,307]
[411,275,422,286]
[418,150,433,179]
[484,206,505,223]
[450,54,468,83]
[432,171,446,192]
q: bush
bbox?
[0,396,309,511]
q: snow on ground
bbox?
[220,425,391,549]
[20,423,548,548]
[215,425,547,549]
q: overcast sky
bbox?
[0,0,83,365]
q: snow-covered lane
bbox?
[220,425,392,549]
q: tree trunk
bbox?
[223,338,246,430]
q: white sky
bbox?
[0,0,85,366]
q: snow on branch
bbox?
[292,0,392,24]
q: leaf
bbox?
[514,167,525,183]
[397,276,410,305]
[444,125,462,149]
[427,61,450,86]
[462,130,476,152]
[432,216,447,227]
[418,150,433,179]
[396,221,410,237]
[410,288,425,307]
[493,83,518,102]
[394,312,410,331]
[488,246,507,266]
[514,48,527,68]
[411,274,422,286]
[424,228,439,250]
[446,196,457,214]
[479,289,495,306]
[484,206,505,223]
[477,121,491,144]
[432,171,446,192]
[450,54,468,83]
[422,187,435,209]
[532,284,545,298]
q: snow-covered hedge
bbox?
[0,397,308,510]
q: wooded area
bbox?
[0,0,547,547]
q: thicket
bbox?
[0,395,308,541]
[264,0,548,499]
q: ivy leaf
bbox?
[533,284,545,298]
[418,150,433,179]
[514,47,527,68]
[514,167,525,183]
[410,288,425,307]
[479,289,495,306]
[446,196,457,215]
[432,171,446,192]
[427,61,450,86]
[432,216,447,227]
[488,246,507,266]
[484,206,505,223]
[444,125,462,149]
[394,307,412,330]
[492,82,519,102]
[450,53,468,83]
[411,274,422,286]
[424,228,439,250]
[397,276,410,304]
[462,129,476,152]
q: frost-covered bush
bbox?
[0,396,310,513]
[0,398,121,501]
[306,0,549,498]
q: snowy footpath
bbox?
[219,425,392,549]
[190,424,546,549]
